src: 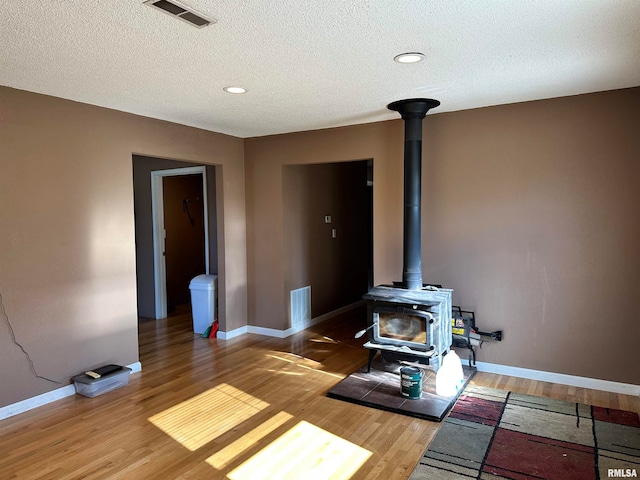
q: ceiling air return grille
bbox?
[144,0,215,28]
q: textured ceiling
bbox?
[1,1,639,138]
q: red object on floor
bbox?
[209,321,218,338]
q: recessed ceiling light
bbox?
[394,52,425,64]
[223,86,247,94]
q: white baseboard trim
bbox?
[218,301,365,340]
[0,385,77,421]
[217,325,248,340]
[460,358,640,396]
[0,361,142,421]
[247,325,289,338]
[128,361,142,374]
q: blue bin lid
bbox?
[189,274,217,290]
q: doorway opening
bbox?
[152,167,209,316]
[132,156,218,321]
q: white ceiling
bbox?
[2,1,639,138]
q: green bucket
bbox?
[400,366,423,399]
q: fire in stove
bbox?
[374,307,432,349]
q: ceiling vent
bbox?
[144,0,215,28]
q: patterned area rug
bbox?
[410,385,640,480]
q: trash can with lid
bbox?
[189,274,217,334]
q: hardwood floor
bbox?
[1,306,638,479]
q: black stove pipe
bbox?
[387,98,440,290]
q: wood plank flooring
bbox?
[1,305,638,479]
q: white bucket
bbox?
[435,351,464,396]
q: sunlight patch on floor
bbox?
[148,383,269,451]
[206,411,294,469]
[309,336,339,344]
[267,353,345,379]
[227,420,372,480]
[266,369,304,376]
[295,362,346,379]
[268,353,322,368]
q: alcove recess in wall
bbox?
[282,160,372,318]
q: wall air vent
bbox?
[144,0,215,28]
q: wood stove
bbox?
[363,98,453,372]
[363,285,452,372]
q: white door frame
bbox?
[151,166,209,319]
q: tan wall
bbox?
[0,86,246,408]
[245,87,640,385]
[2,85,637,409]
[245,123,402,330]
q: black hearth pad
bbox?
[326,358,476,422]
